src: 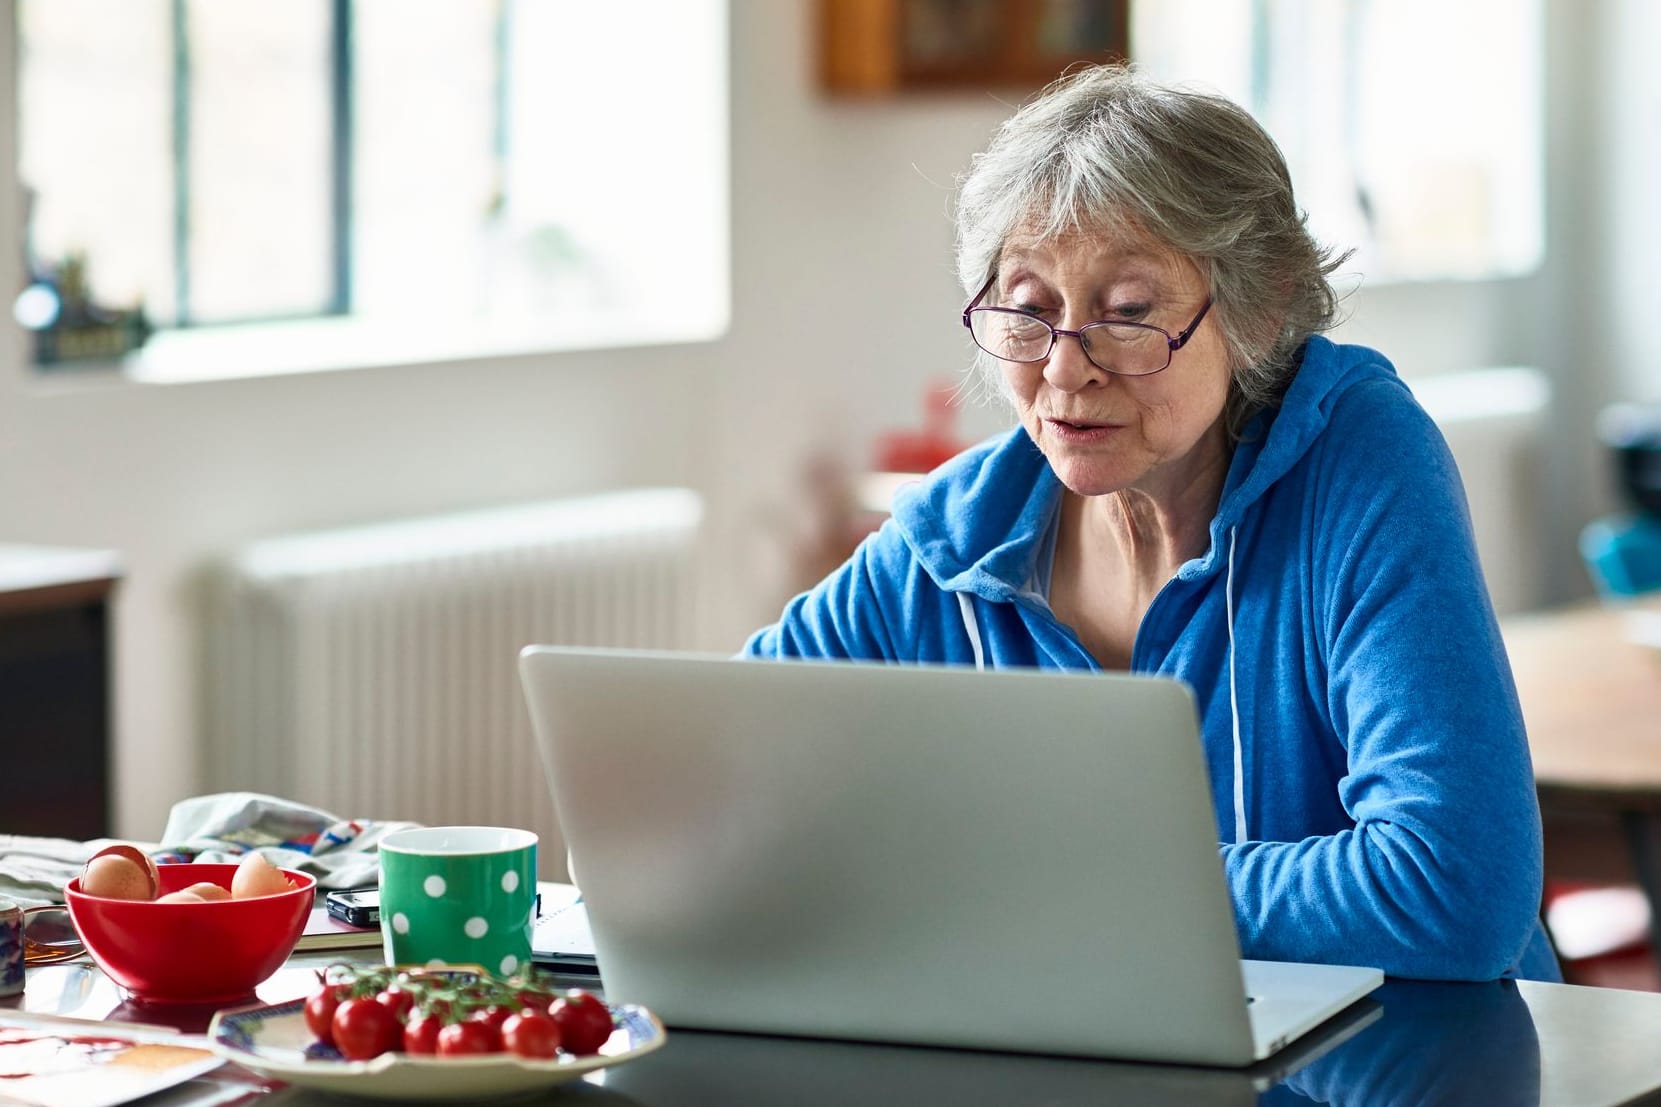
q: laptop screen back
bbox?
[519,647,1258,1064]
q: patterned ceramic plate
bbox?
[207,986,665,1101]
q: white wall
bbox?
[0,0,1650,839]
[1600,0,1661,407]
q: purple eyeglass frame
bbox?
[961,274,1214,377]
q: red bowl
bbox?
[66,862,315,1005]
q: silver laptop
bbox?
[518,646,1382,1067]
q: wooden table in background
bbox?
[1502,599,1661,961]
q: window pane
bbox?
[350,0,729,337]
[351,0,499,320]
[17,0,174,322]
[18,0,730,375]
[1133,0,1543,283]
[497,0,729,331]
[185,0,333,322]
[1340,0,1543,279]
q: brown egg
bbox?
[81,853,159,901]
[230,853,296,899]
[155,889,208,904]
[81,844,161,901]
[180,881,232,902]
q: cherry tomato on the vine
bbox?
[437,1019,500,1056]
[548,990,614,1055]
[303,983,349,1046]
[403,1011,443,1055]
[374,986,416,1022]
[470,1004,514,1038]
[501,1010,562,1059]
[301,965,611,1061]
[332,996,402,1060]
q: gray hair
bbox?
[954,64,1348,432]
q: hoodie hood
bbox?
[891,336,1408,598]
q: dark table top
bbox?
[599,978,1661,1107]
[9,952,1661,1106]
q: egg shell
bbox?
[180,881,232,902]
[83,844,161,900]
[155,889,207,904]
[230,853,296,899]
[81,854,158,901]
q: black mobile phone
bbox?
[324,888,381,928]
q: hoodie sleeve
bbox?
[741,518,919,661]
[1221,380,1549,981]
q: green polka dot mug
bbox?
[378,827,537,976]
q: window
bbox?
[15,0,729,377]
[1133,0,1543,284]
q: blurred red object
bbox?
[873,379,965,474]
[67,863,314,1005]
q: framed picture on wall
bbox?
[820,0,1129,95]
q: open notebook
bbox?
[531,884,598,976]
[520,647,1382,1066]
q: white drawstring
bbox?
[1226,526,1247,844]
[957,592,986,671]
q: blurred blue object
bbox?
[1581,514,1661,597]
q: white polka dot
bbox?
[392,913,410,934]
[501,870,519,893]
[426,958,447,969]
[464,916,489,939]
[500,954,519,975]
[423,875,446,897]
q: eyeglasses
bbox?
[961,276,1213,377]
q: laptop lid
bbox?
[519,646,1378,1067]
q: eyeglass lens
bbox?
[968,311,1170,376]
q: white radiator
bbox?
[203,488,703,879]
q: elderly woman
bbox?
[744,65,1559,982]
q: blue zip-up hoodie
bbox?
[745,336,1561,982]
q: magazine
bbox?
[0,1022,239,1107]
